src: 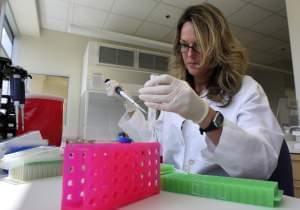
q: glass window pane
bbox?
[99,46,117,64]
[155,55,169,71]
[1,27,12,57]
[117,49,134,67]
[4,17,14,42]
[0,47,7,57]
[139,52,155,69]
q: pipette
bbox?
[10,66,31,131]
[10,74,21,130]
[104,79,147,114]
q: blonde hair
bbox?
[169,3,248,106]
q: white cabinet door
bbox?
[81,91,125,140]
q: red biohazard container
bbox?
[61,142,160,210]
[17,95,64,146]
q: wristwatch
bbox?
[199,111,224,134]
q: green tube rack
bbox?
[160,165,283,207]
[160,163,175,175]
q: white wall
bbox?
[247,65,293,113]
[286,0,300,122]
[12,29,96,138]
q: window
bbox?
[1,17,13,58]
[139,52,169,71]
[0,1,16,94]
[99,46,135,67]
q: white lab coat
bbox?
[119,75,283,179]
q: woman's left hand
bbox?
[139,74,209,123]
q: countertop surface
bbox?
[286,140,300,154]
[1,177,300,210]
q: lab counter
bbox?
[287,140,300,154]
[0,176,300,210]
[286,140,300,197]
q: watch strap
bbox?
[199,111,223,135]
[199,122,216,134]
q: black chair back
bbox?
[269,140,294,196]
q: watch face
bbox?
[213,112,224,127]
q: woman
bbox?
[106,3,283,179]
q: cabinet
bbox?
[79,90,146,141]
[81,41,168,96]
[79,41,163,140]
[291,154,300,197]
[79,91,125,140]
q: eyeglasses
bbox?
[178,42,201,54]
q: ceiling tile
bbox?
[73,0,115,11]
[229,24,245,36]
[227,4,272,27]
[269,59,293,71]
[72,5,108,29]
[112,0,157,20]
[135,21,172,40]
[147,3,183,27]
[271,25,290,42]
[248,48,278,65]
[37,0,292,69]
[248,37,285,51]
[161,29,176,43]
[162,0,206,9]
[278,8,287,17]
[207,0,247,17]
[40,17,67,32]
[250,0,285,12]
[235,29,264,45]
[267,43,291,58]
[250,15,287,35]
[39,0,69,21]
[103,14,142,34]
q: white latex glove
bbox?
[105,80,120,97]
[104,79,136,113]
[139,74,209,123]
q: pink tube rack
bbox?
[61,142,160,210]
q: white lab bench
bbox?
[0,176,300,210]
[286,140,300,197]
[287,140,300,154]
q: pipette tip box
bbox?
[9,160,62,181]
[0,146,62,181]
[61,142,160,210]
